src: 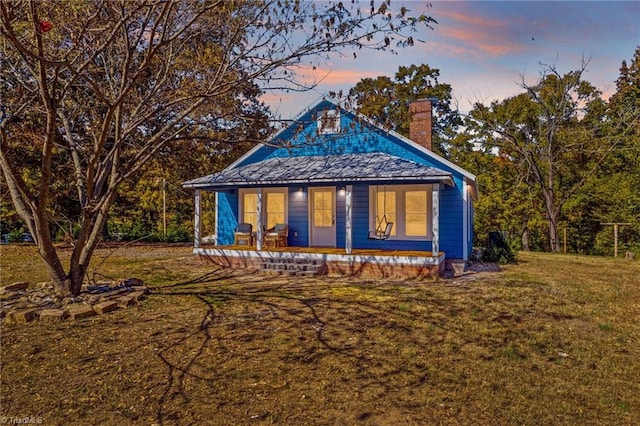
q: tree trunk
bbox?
[521,225,530,251]
[542,187,560,253]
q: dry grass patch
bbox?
[1,245,639,425]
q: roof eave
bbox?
[183,175,454,190]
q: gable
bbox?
[225,99,477,196]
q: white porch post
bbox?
[345,185,353,254]
[194,189,201,248]
[432,185,440,256]
[214,192,219,246]
[256,188,263,251]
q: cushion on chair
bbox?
[236,223,253,234]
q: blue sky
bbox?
[262,1,640,118]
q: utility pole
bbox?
[601,223,632,257]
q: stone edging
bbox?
[1,278,151,325]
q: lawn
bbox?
[1,244,639,425]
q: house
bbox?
[183,98,477,279]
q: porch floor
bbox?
[206,244,439,258]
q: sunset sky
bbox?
[262,1,640,118]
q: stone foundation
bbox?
[198,249,445,280]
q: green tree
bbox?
[346,64,461,156]
[0,0,435,295]
[581,47,640,254]
[468,62,622,252]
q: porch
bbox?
[195,245,446,280]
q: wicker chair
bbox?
[263,223,288,248]
[234,223,254,246]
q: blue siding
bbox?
[287,187,309,247]
[217,191,238,245]
[438,177,463,258]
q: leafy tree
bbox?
[0,0,435,295]
[467,62,629,252]
[583,46,640,254]
[346,64,461,156]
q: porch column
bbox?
[432,185,439,256]
[214,192,219,246]
[345,185,353,254]
[194,189,201,248]
[256,188,263,251]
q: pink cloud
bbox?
[295,66,385,86]
[428,5,532,58]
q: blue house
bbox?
[183,98,477,278]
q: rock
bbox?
[93,301,118,315]
[28,291,48,301]
[129,291,146,302]
[39,309,69,322]
[67,305,97,320]
[2,282,29,292]
[122,278,144,287]
[131,286,150,295]
[0,292,20,302]
[13,308,40,324]
[450,261,466,277]
[116,296,136,308]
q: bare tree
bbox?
[0,0,435,294]
[468,61,632,252]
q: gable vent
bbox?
[318,109,341,134]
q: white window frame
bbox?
[317,109,341,134]
[369,184,433,241]
[239,188,288,231]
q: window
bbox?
[405,191,428,237]
[266,192,285,229]
[374,188,397,236]
[313,190,333,227]
[239,188,287,230]
[242,192,258,230]
[370,185,432,239]
[317,109,340,134]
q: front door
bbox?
[310,187,336,247]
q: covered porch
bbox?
[184,152,458,278]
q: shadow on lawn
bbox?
[149,269,433,424]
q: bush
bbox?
[482,231,517,264]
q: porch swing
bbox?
[368,185,394,240]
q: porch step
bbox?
[259,258,326,277]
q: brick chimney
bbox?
[409,99,433,151]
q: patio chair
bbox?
[234,223,254,246]
[263,223,288,248]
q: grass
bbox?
[1,244,639,425]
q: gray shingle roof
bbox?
[183,152,453,188]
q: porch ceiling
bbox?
[183,152,454,189]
